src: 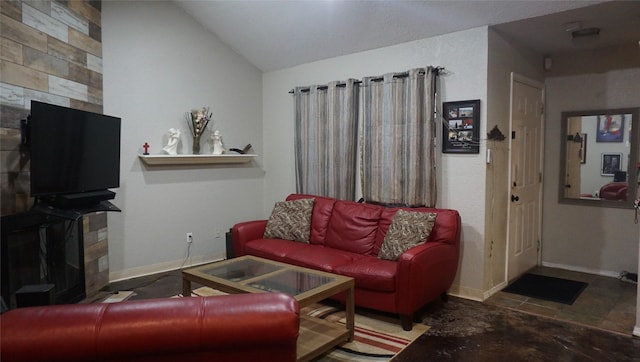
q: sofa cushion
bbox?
[325,200,382,255]
[285,246,363,272]
[246,239,359,272]
[378,210,437,261]
[334,257,396,292]
[373,207,435,252]
[263,198,314,243]
[286,194,336,245]
[245,239,308,262]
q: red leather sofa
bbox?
[599,182,628,201]
[232,193,461,331]
[0,293,299,362]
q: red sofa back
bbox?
[288,194,336,245]
[286,194,460,257]
[599,182,628,201]
[1,293,299,362]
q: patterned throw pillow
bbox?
[378,209,437,261]
[263,198,315,243]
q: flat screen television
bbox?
[29,101,121,208]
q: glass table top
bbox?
[198,257,337,296]
[248,269,335,295]
[203,258,281,282]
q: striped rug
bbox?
[185,287,428,362]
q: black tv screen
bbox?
[29,101,121,198]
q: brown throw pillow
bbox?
[378,209,437,261]
[263,198,315,243]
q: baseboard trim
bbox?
[540,261,620,279]
[109,253,225,283]
[482,281,508,300]
[448,283,484,302]
[633,326,640,337]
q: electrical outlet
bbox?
[214,229,222,239]
[186,232,193,243]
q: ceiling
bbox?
[173,1,640,72]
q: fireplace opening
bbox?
[1,211,85,310]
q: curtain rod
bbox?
[288,66,445,94]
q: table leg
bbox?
[182,277,192,297]
[345,286,355,341]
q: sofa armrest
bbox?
[1,293,299,362]
[395,241,459,314]
[232,220,268,256]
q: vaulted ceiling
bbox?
[173,1,640,72]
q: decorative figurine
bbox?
[229,144,252,154]
[142,142,150,155]
[211,130,226,155]
[162,128,181,155]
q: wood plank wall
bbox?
[0,0,109,297]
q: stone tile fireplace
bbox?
[1,208,109,309]
[0,0,108,307]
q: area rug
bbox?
[503,273,588,305]
[179,287,428,361]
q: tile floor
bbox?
[485,266,637,336]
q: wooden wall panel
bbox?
[0,59,48,91]
[0,1,107,296]
[1,14,48,52]
[1,37,24,63]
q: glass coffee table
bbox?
[182,255,355,362]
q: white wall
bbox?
[543,69,640,276]
[485,28,544,293]
[262,27,489,298]
[102,1,265,279]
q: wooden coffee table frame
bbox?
[182,255,355,362]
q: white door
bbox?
[507,74,544,282]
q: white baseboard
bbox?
[482,281,508,300]
[448,283,484,302]
[450,261,628,303]
[634,326,640,337]
[109,252,225,283]
[540,261,621,279]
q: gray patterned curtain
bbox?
[361,67,437,207]
[294,79,359,199]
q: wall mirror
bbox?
[560,107,640,208]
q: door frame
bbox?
[505,72,545,281]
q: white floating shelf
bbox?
[138,154,257,165]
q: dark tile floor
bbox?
[95,267,640,361]
[485,266,637,336]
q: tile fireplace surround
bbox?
[0,0,107,305]
[82,211,110,297]
[1,209,110,307]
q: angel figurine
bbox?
[162,128,181,155]
[211,130,226,155]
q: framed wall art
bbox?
[601,152,622,176]
[442,99,480,154]
[596,114,625,142]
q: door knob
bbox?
[511,195,520,202]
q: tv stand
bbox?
[32,201,120,221]
[39,190,116,209]
[34,191,121,220]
